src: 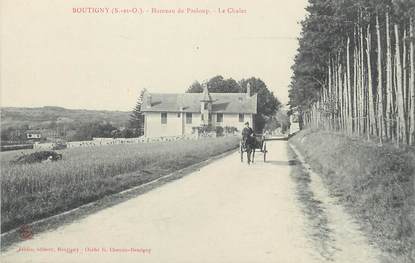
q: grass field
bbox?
[1,137,239,233]
[290,129,415,262]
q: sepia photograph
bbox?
[0,0,414,262]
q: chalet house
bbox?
[141,86,257,137]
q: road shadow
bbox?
[265,136,289,141]
[267,160,300,166]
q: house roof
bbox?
[141,92,257,114]
[26,130,42,134]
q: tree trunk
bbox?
[367,25,375,139]
[347,37,352,135]
[410,19,415,145]
[376,15,384,143]
[360,24,366,135]
[395,24,406,144]
[338,57,343,131]
[403,29,407,118]
[354,35,359,134]
[403,28,409,144]
[386,13,393,139]
[328,60,333,130]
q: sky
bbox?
[1,0,309,111]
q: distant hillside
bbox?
[1,106,131,129]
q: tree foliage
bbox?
[289,0,415,112]
[291,0,415,145]
[240,78,280,131]
[186,75,281,132]
[71,121,118,141]
[128,88,146,135]
[187,76,241,93]
[187,81,203,93]
[264,110,290,134]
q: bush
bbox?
[224,126,238,134]
[11,151,62,165]
[192,124,215,134]
[216,126,224,137]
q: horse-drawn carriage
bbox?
[240,134,268,164]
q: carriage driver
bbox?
[241,122,254,147]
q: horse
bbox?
[241,135,255,164]
[240,134,267,164]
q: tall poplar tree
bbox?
[129,88,147,135]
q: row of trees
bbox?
[0,122,135,143]
[289,0,415,145]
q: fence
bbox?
[33,134,203,150]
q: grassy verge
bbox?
[1,137,239,233]
[290,129,415,261]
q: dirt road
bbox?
[1,140,382,263]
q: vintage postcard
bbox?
[1,0,414,262]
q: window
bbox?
[217,113,223,123]
[239,113,244,122]
[204,103,208,110]
[208,113,212,122]
[161,112,167,124]
[186,113,192,124]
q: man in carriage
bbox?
[240,121,267,164]
[241,121,254,149]
[241,122,256,164]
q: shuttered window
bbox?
[186,113,192,124]
[161,112,167,124]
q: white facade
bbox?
[141,88,257,138]
[143,112,253,137]
[219,113,253,132]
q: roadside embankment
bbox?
[289,129,415,261]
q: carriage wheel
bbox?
[263,143,267,162]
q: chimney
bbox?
[146,94,152,108]
[246,83,251,98]
[201,83,211,101]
